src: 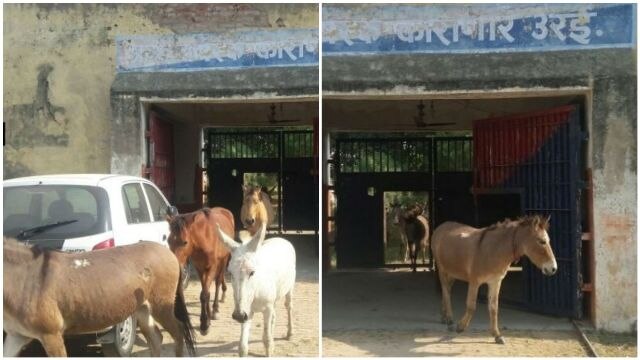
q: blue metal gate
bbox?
[472,105,584,318]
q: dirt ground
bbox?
[583,330,637,357]
[131,254,319,357]
[322,329,637,357]
[322,270,637,357]
[128,278,318,357]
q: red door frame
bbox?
[146,111,176,203]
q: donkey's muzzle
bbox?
[232,310,249,323]
[245,218,255,226]
[543,266,557,276]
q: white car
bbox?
[3,174,175,356]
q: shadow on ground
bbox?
[322,270,589,357]
[323,270,572,332]
[322,328,590,357]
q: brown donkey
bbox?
[167,207,233,335]
[240,185,275,235]
[391,203,430,272]
[431,215,557,344]
[3,237,195,357]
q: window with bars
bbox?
[334,136,472,174]
[208,130,313,159]
[209,132,280,159]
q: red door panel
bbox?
[149,111,175,203]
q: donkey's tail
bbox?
[174,265,197,356]
[431,241,442,295]
[224,251,232,271]
[433,261,442,295]
[217,251,232,288]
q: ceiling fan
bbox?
[267,103,300,124]
[413,100,456,128]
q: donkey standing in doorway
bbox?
[215,223,295,357]
[241,185,275,235]
[431,215,557,344]
[390,203,430,271]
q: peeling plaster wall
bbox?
[591,77,637,332]
[4,4,164,178]
[323,4,636,332]
[3,3,318,178]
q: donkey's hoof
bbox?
[200,327,209,336]
[212,312,219,320]
[495,336,506,345]
[456,324,465,333]
[447,323,455,332]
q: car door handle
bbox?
[162,234,167,241]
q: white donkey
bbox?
[215,223,296,357]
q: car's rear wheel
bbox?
[101,315,136,357]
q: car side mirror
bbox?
[166,205,179,218]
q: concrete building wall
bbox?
[323,4,636,332]
[4,3,318,179]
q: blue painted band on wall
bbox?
[117,29,319,72]
[323,4,635,56]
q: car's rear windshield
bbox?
[3,184,111,239]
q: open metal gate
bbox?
[333,135,473,268]
[206,129,317,232]
[472,105,584,318]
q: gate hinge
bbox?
[577,180,588,189]
[580,131,589,141]
[141,164,151,177]
[577,270,585,291]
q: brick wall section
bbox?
[147,4,271,33]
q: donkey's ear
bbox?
[543,214,551,229]
[215,223,240,251]
[242,184,250,196]
[246,223,266,252]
